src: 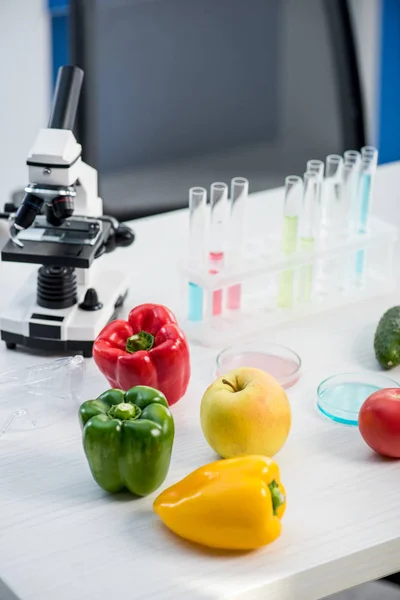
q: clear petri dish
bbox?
[0,355,86,436]
[317,372,400,426]
[216,343,301,389]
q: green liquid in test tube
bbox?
[297,171,319,304]
[278,176,302,308]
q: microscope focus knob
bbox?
[79,288,103,311]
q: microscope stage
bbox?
[0,268,129,357]
[1,218,111,268]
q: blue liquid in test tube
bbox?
[355,171,371,275]
[359,171,372,233]
[188,187,207,321]
[355,148,377,278]
[188,281,204,321]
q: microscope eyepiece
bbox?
[51,196,74,221]
[15,193,44,230]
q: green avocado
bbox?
[374,306,400,369]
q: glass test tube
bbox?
[297,171,319,304]
[306,160,324,236]
[355,153,378,280]
[342,151,361,232]
[361,146,378,167]
[209,182,228,316]
[324,154,344,232]
[340,161,362,290]
[278,175,303,308]
[188,187,207,321]
[358,154,377,234]
[227,177,249,310]
[344,150,361,166]
[342,161,358,232]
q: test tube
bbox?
[354,154,377,280]
[188,187,207,321]
[278,176,303,308]
[297,171,319,304]
[209,182,228,316]
[324,154,344,231]
[306,159,324,236]
[344,150,361,166]
[361,146,378,167]
[227,177,248,310]
[306,159,324,179]
[358,154,377,233]
[342,161,358,231]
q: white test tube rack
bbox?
[179,189,398,347]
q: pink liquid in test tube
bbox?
[209,251,224,315]
[209,183,228,317]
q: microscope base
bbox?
[0,268,129,358]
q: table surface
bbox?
[1,162,400,600]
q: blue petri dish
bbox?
[317,372,400,426]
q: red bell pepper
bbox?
[93,304,190,406]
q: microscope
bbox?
[0,66,134,357]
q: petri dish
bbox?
[317,372,400,426]
[216,343,301,389]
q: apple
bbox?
[358,388,400,458]
[200,367,291,459]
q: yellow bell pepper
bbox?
[153,455,286,550]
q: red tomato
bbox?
[358,388,400,458]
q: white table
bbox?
[0,162,400,600]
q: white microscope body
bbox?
[0,66,132,357]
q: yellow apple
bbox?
[200,367,291,458]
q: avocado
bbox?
[374,306,400,369]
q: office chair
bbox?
[70,0,365,221]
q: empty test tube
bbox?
[306,159,324,235]
[344,150,361,166]
[361,146,378,167]
[188,187,207,321]
[209,182,228,316]
[278,175,303,308]
[324,154,344,231]
[342,161,359,232]
[227,177,249,310]
[297,171,319,303]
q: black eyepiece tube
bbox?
[48,65,84,130]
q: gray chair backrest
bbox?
[71,0,365,220]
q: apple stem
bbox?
[222,378,236,392]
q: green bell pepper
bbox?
[79,385,174,496]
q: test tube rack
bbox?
[179,210,398,347]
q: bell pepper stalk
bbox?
[92,303,190,406]
[153,455,286,550]
[79,385,174,496]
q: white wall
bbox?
[349,0,381,145]
[0,0,51,204]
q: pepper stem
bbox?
[268,480,285,515]
[126,331,154,353]
[222,378,236,392]
[108,402,141,421]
